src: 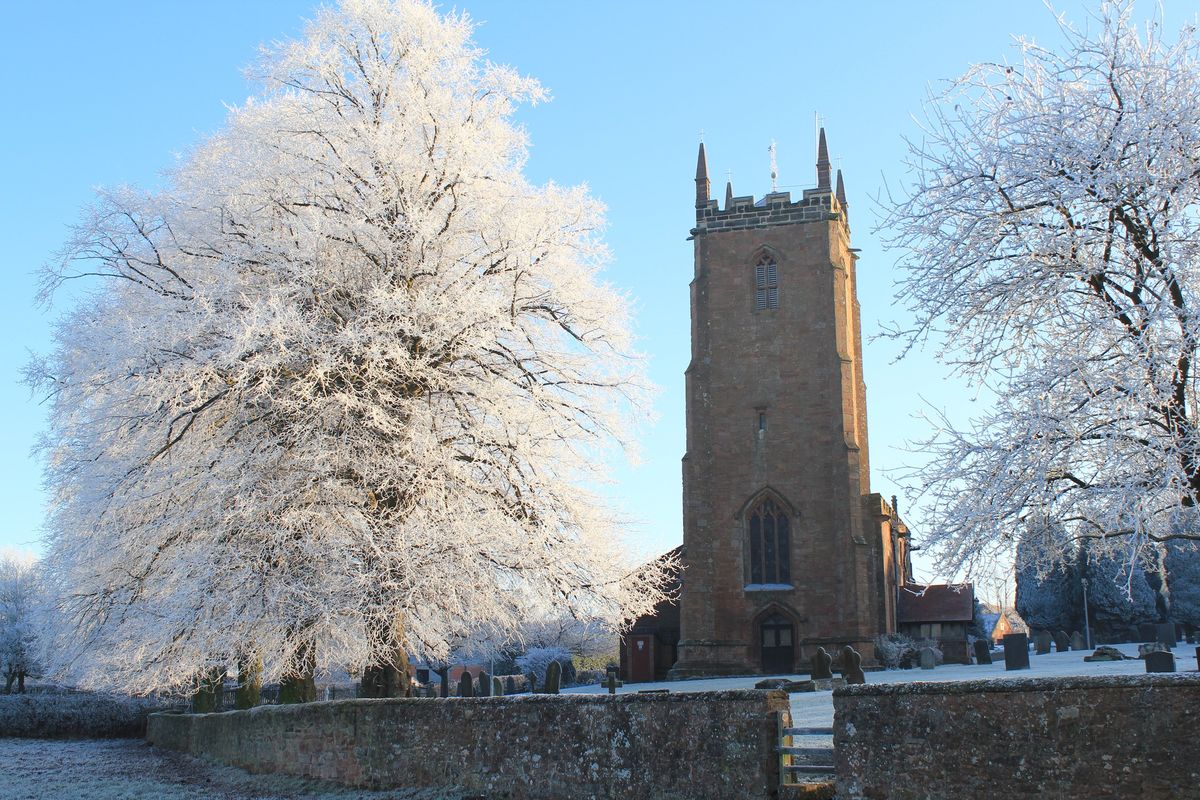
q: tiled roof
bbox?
[897,583,975,623]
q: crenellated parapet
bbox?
[692,187,845,235]
[691,128,849,235]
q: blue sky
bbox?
[1,1,1191,580]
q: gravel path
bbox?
[0,738,454,800]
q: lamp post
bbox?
[1081,577,1091,650]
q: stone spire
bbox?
[725,180,734,209]
[836,168,848,220]
[816,128,831,191]
[695,142,711,209]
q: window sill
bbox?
[744,583,794,592]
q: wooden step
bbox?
[784,726,833,736]
[779,746,835,760]
[783,764,836,774]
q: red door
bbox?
[629,635,655,682]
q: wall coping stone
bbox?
[164,688,785,722]
[834,672,1200,698]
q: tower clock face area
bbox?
[671,133,894,678]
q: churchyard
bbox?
[8,0,1200,797]
[567,641,1200,728]
[6,640,1197,799]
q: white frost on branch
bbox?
[0,552,41,692]
[31,0,675,694]
[881,2,1200,579]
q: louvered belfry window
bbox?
[755,255,779,310]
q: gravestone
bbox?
[1070,631,1086,651]
[811,647,833,680]
[505,676,516,695]
[1084,646,1127,662]
[840,646,866,685]
[1003,633,1030,670]
[544,661,562,694]
[1145,651,1176,673]
[1156,623,1179,647]
[527,672,537,694]
[1054,631,1070,652]
[458,672,474,697]
[782,680,817,692]
[492,676,503,696]
[919,647,937,670]
[973,639,993,665]
[478,670,491,697]
[1034,630,1052,655]
[1138,642,1169,659]
[605,666,623,695]
[1139,623,1157,643]
[1176,623,1185,642]
[1195,646,1200,669]
[1185,624,1196,644]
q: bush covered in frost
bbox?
[873,634,920,669]
[515,647,572,686]
[0,692,177,738]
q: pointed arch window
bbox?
[748,498,791,585]
[755,254,779,310]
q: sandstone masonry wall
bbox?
[147,689,789,800]
[676,167,888,678]
[833,674,1200,800]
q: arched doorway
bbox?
[760,613,795,674]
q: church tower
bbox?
[670,133,904,677]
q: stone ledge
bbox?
[834,671,1200,698]
[166,689,787,721]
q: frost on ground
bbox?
[0,738,456,800]
[563,642,1200,730]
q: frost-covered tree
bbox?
[0,553,41,694]
[883,3,1200,581]
[31,0,674,695]
[1013,527,1081,632]
[1081,546,1159,641]
[1163,539,1200,625]
[515,612,615,660]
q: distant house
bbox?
[986,610,1027,644]
[897,583,975,664]
[619,546,682,682]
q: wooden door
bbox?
[628,635,655,682]
[760,614,795,674]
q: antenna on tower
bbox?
[768,140,778,192]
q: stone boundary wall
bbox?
[833,674,1200,799]
[148,689,789,800]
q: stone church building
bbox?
[636,132,914,678]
